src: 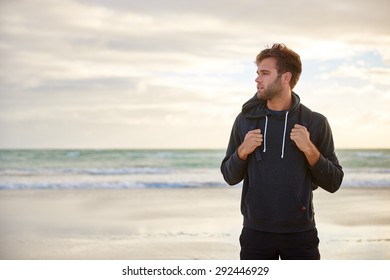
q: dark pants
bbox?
[239,227,320,260]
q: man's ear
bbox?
[282,72,292,84]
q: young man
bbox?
[220,44,344,260]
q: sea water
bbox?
[0,149,389,189]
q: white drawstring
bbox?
[263,115,268,152]
[262,111,289,158]
[281,111,289,158]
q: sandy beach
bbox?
[0,187,389,260]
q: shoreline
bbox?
[1,187,389,260]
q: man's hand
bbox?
[238,129,263,160]
[290,124,320,166]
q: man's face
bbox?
[255,57,282,100]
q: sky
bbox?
[0,0,389,149]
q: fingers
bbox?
[247,129,261,134]
[291,124,306,131]
[290,124,307,137]
[290,124,311,147]
[244,129,263,148]
[238,129,263,160]
[290,124,314,153]
[246,129,263,141]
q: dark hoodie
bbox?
[221,92,343,233]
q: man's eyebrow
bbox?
[257,69,271,74]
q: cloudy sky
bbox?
[0,0,389,149]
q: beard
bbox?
[257,75,283,100]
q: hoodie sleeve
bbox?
[220,115,248,185]
[309,115,344,193]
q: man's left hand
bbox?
[290,124,320,166]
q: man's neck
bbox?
[267,90,292,111]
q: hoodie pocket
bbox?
[243,184,312,228]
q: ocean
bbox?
[0,149,389,190]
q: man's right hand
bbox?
[238,129,263,160]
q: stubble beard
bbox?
[257,75,283,101]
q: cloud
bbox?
[320,62,390,87]
[0,0,389,148]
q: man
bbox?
[220,44,343,260]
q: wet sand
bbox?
[0,187,389,259]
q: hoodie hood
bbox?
[242,91,301,118]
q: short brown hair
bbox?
[256,44,302,89]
